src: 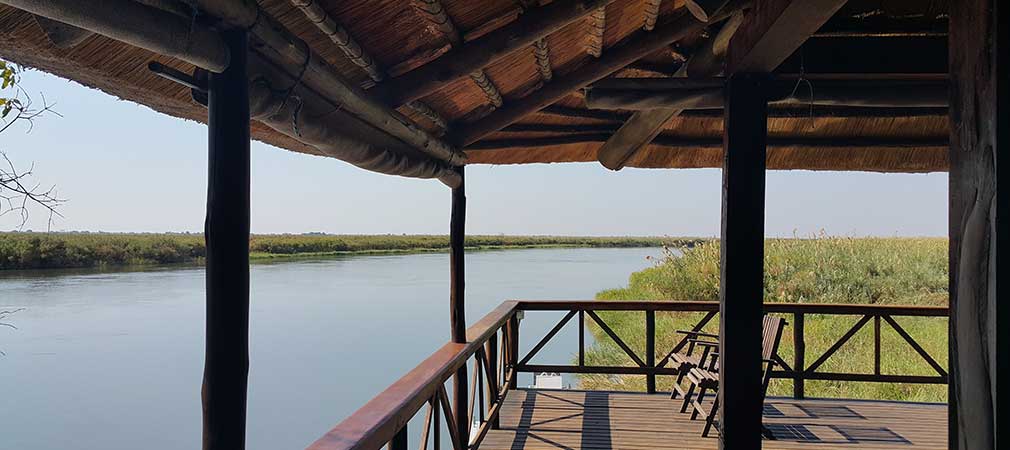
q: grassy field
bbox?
[0,232,697,270]
[582,236,949,402]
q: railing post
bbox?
[486,332,499,429]
[874,315,882,375]
[646,309,656,394]
[203,28,250,450]
[387,425,407,450]
[508,314,519,389]
[793,312,805,399]
[578,310,585,367]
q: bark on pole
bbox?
[202,29,251,450]
[948,0,1007,448]
[449,166,469,447]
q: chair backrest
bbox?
[761,315,787,361]
[760,316,788,399]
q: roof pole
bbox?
[449,166,470,448]
[202,28,251,450]
[718,72,767,450]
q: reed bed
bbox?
[0,232,694,270]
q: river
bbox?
[0,247,661,450]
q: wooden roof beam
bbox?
[597,0,848,170]
[450,2,750,147]
[190,0,464,165]
[372,0,615,107]
[468,134,948,150]
[643,0,663,31]
[287,0,448,131]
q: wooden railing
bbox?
[306,300,948,450]
[306,301,522,450]
[514,301,949,398]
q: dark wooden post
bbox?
[449,165,469,447]
[486,332,499,429]
[387,426,407,450]
[646,310,656,394]
[718,73,768,450]
[507,314,519,389]
[793,312,805,399]
[949,0,1007,448]
[202,29,250,450]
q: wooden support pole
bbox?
[949,0,1007,447]
[449,166,469,447]
[202,29,250,450]
[646,310,656,393]
[486,332,500,429]
[718,73,767,450]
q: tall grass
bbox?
[584,236,949,402]
[0,232,697,270]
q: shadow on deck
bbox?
[481,389,946,450]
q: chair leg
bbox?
[670,364,687,399]
[702,394,720,437]
[691,386,707,420]
[680,382,696,413]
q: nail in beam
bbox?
[449,166,470,448]
[719,73,767,450]
[202,29,251,450]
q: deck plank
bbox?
[479,389,946,449]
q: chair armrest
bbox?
[691,340,719,348]
[676,330,719,339]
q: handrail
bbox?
[307,301,518,450]
[307,299,948,450]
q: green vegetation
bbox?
[0,232,697,270]
[583,236,948,402]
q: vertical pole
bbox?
[949,0,1007,447]
[793,312,805,399]
[719,72,767,450]
[202,29,250,450]
[486,332,499,429]
[873,315,882,375]
[578,310,585,367]
[646,310,656,394]
[387,425,407,450]
[449,166,469,447]
[507,314,519,389]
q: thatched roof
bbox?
[0,0,949,176]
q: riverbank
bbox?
[0,232,699,270]
[584,236,949,402]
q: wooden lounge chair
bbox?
[675,316,788,438]
[669,329,720,410]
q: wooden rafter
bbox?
[643,0,662,31]
[532,38,553,82]
[451,3,749,147]
[380,0,612,109]
[598,0,848,170]
[585,6,606,57]
[409,0,504,110]
[289,0,449,131]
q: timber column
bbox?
[202,29,251,450]
[450,165,469,448]
[718,73,768,450]
[949,0,1006,448]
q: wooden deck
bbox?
[480,389,946,449]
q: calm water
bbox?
[0,247,660,450]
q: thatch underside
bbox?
[0,0,950,174]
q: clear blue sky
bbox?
[1,69,948,237]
